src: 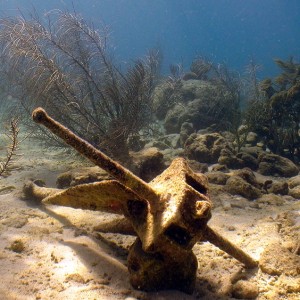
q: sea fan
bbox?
[0,118,21,177]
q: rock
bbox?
[164,103,185,133]
[236,152,258,170]
[267,180,289,195]
[288,175,300,189]
[206,171,230,185]
[225,176,262,200]
[218,149,244,169]
[240,146,264,159]
[218,193,252,210]
[197,126,216,135]
[256,194,285,206]
[218,148,258,170]
[172,98,210,133]
[160,148,185,166]
[221,130,236,143]
[128,135,146,151]
[246,132,259,146]
[275,276,300,293]
[182,72,198,81]
[181,79,217,100]
[152,140,170,150]
[259,242,300,276]
[185,133,229,164]
[233,168,262,189]
[187,160,208,173]
[211,164,229,173]
[180,122,194,146]
[156,134,181,149]
[56,166,111,188]
[0,185,16,195]
[256,142,265,148]
[287,175,300,198]
[258,153,299,177]
[56,172,72,188]
[162,80,236,133]
[152,81,183,120]
[231,280,259,299]
[208,184,227,207]
[289,186,300,199]
[64,273,87,284]
[8,239,25,253]
[131,147,166,182]
[227,195,251,209]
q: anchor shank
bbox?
[32,108,159,204]
[204,225,258,268]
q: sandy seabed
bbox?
[0,138,299,300]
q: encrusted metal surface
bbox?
[24,108,257,293]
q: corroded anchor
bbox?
[24,108,257,293]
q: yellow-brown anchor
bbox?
[24,108,257,293]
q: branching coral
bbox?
[0,118,21,177]
[0,11,159,164]
[190,57,213,80]
[244,57,300,161]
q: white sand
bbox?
[0,139,299,300]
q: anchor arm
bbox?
[32,108,159,206]
[203,225,258,269]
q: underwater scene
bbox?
[0,1,299,299]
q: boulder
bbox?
[211,164,229,173]
[185,133,229,164]
[232,280,259,299]
[225,176,262,200]
[180,79,219,101]
[218,148,258,170]
[240,146,264,158]
[131,147,166,182]
[267,180,289,195]
[288,175,300,189]
[235,152,258,170]
[187,160,209,173]
[289,186,300,199]
[232,168,262,189]
[245,132,259,146]
[152,81,183,120]
[160,148,185,165]
[156,134,181,149]
[182,72,198,81]
[128,135,146,151]
[258,153,299,177]
[164,103,185,133]
[180,122,194,146]
[162,80,235,134]
[225,169,263,200]
[56,166,111,188]
[206,171,230,185]
[218,149,244,169]
[287,175,300,198]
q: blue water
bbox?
[0,0,299,78]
